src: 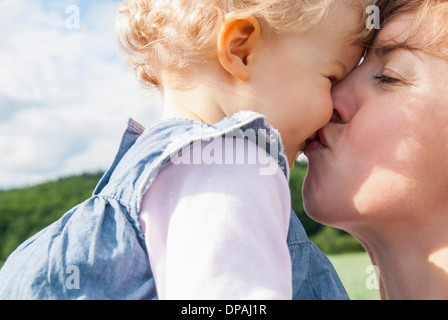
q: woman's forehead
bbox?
[373,13,414,47]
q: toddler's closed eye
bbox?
[328,77,340,86]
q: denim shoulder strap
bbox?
[98,111,290,241]
[93,118,145,196]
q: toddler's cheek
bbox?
[315,93,334,128]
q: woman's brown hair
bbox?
[373,0,448,57]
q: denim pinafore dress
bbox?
[0,111,348,300]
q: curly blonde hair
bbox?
[116,0,371,89]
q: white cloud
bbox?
[0,0,163,189]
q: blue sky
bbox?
[0,0,163,189]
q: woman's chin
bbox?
[302,176,353,229]
[302,178,332,225]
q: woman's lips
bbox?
[303,129,328,155]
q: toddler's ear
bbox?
[217,17,261,81]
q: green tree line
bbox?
[0,164,364,267]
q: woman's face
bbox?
[302,13,448,230]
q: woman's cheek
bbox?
[352,166,417,218]
[346,109,421,219]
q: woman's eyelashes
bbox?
[374,74,400,85]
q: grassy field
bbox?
[329,252,381,300]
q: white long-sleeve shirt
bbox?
[139,138,292,300]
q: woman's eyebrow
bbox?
[374,42,414,57]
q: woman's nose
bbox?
[330,73,359,124]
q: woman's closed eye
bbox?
[373,66,413,86]
[374,74,400,85]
